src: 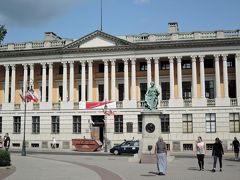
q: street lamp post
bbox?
[103,103,108,152]
[21,79,33,156]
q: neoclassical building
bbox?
[0,22,239,151]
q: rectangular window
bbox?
[58,86,63,101]
[138,115,142,133]
[227,57,235,68]
[183,144,193,151]
[126,122,133,133]
[182,114,193,133]
[204,58,214,68]
[161,114,170,133]
[98,64,104,73]
[0,117,2,133]
[98,84,104,101]
[78,85,88,101]
[140,83,147,101]
[118,84,124,101]
[51,116,60,134]
[140,62,147,71]
[160,61,170,70]
[229,113,240,132]
[161,82,170,100]
[205,81,215,99]
[32,116,40,134]
[73,116,81,133]
[182,82,192,99]
[59,65,63,74]
[229,80,236,98]
[206,113,216,133]
[13,116,21,134]
[206,144,214,150]
[182,60,191,69]
[117,63,124,72]
[114,115,123,133]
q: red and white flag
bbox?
[20,90,39,103]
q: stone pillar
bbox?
[191,56,197,98]
[4,65,9,103]
[198,55,207,106]
[29,64,34,89]
[214,55,221,98]
[23,64,28,98]
[88,60,93,101]
[48,63,53,103]
[69,61,74,102]
[123,58,129,100]
[154,57,161,102]
[235,54,240,105]
[169,57,175,107]
[131,58,136,100]
[222,55,229,98]
[146,57,152,88]
[103,59,109,101]
[62,61,68,102]
[110,59,116,101]
[10,65,16,103]
[81,61,86,101]
[41,63,46,102]
[175,56,183,107]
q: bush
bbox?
[0,149,11,166]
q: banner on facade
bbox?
[79,101,116,109]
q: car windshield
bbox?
[121,141,139,146]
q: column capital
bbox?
[110,59,116,66]
[153,57,159,64]
[41,63,46,69]
[10,64,16,70]
[23,64,28,70]
[221,54,228,61]
[130,58,136,65]
[146,57,152,64]
[198,55,205,62]
[29,63,34,70]
[87,60,93,66]
[214,54,220,61]
[103,59,109,66]
[176,56,182,63]
[68,61,74,64]
[122,58,129,65]
[62,61,67,67]
[168,56,174,63]
[80,60,86,66]
[191,55,197,62]
[4,64,9,70]
[48,62,53,69]
[235,53,240,58]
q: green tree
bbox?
[0,25,7,43]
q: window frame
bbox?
[229,113,240,133]
[161,114,170,133]
[73,116,81,134]
[182,114,193,133]
[51,116,60,134]
[205,113,216,133]
[114,115,123,133]
[13,116,21,134]
[32,116,40,134]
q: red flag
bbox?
[19,90,39,103]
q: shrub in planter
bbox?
[0,149,11,166]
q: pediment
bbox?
[64,30,132,49]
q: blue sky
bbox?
[0,0,240,43]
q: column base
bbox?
[215,97,230,106]
[192,98,207,107]
[39,102,53,110]
[123,100,137,108]
[2,103,14,110]
[61,101,74,109]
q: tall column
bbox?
[4,65,9,103]
[10,65,16,103]
[199,56,206,98]
[214,55,221,98]
[41,63,46,102]
[110,59,116,101]
[29,64,34,89]
[23,64,28,97]
[69,61,74,102]
[222,55,229,98]
[48,63,53,103]
[154,57,160,90]
[191,56,197,98]
[81,61,86,101]
[88,60,93,101]
[123,58,129,100]
[62,61,68,102]
[176,56,182,99]
[169,57,175,99]
[103,59,109,101]
[235,54,240,105]
[146,57,152,87]
[131,58,136,100]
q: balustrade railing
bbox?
[160,100,169,107]
[52,103,60,110]
[14,104,21,110]
[207,99,215,106]
[183,99,192,107]
[230,98,238,106]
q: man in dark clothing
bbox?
[232,137,239,160]
[212,137,224,172]
[4,133,10,151]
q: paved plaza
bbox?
[1,151,240,180]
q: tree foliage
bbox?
[0,25,7,43]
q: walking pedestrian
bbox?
[4,133,11,151]
[232,137,239,160]
[154,136,167,175]
[212,137,224,172]
[52,137,56,149]
[196,136,205,171]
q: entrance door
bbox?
[91,116,105,143]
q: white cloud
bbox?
[134,0,151,4]
[0,0,83,27]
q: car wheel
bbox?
[114,150,119,155]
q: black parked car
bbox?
[110,140,139,155]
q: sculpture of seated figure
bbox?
[145,82,160,110]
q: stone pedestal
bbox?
[39,102,53,110]
[2,103,14,110]
[192,98,207,107]
[123,100,137,108]
[61,101,74,109]
[215,97,230,106]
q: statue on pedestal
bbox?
[145,82,160,110]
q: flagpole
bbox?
[100,0,103,31]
